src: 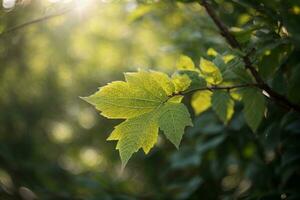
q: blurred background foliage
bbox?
[0,0,300,199]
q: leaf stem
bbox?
[180,83,260,96]
[199,0,300,113]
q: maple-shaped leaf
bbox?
[83,71,192,166]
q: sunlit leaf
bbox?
[172,73,192,93]
[222,54,235,64]
[207,48,218,57]
[84,71,192,166]
[199,58,223,85]
[207,48,234,63]
[177,70,207,91]
[176,55,196,71]
[83,71,173,119]
[191,90,212,115]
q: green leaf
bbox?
[172,73,192,93]
[83,71,192,166]
[222,54,235,64]
[83,71,174,119]
[107,111,159,168]
[168,95,184,103]
[222,58,253,84]
[125,70,175,97]
[229,27,253,43]
[148,70,175,96]
[176,55,196,71]
[207,48,218,57]
[199,58,223,85]
[177,70,207,91]
[82,81,160,119]
[258,44,292,80]
[242,88,265,132]
[211,90,234,124]
[191,90,212,115]
[158,102,192,148]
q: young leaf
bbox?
[207,48,234,64]
[172,73,192,93]
[242,88,266,132]
[211,90,234,124]
[83,71,192,166]
[191,90,212,115]
[207,48,218,57]
[199,58,223,85]
[175,55,206,92]
[176,55,195,71]
[158,102,192,148]
[177,70,207,91]
[223,54,235,64]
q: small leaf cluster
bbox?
[176,53,265,132]
[83,51,266,166]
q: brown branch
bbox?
[0,9,71,38]
[199,0,300,113]
[181,83,260,95]
[200,0,241,49]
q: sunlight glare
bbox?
[79,147,104,168]
[2,0,16,9]
[50,122,73,143]
[74,0,94,15]
[47,0,72,3]
[47,0,94,14]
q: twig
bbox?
[199,0,300,113]
[0,9,71,38]
[181,83,260,95]
[199,0,241,49]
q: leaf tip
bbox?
[80,96,92,104]
[121,162,127,171]
[120,155,130,169]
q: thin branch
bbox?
[200,0,241,49]
[0,9,71,38]
[181,83,260,95]
[199,0,300,113]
